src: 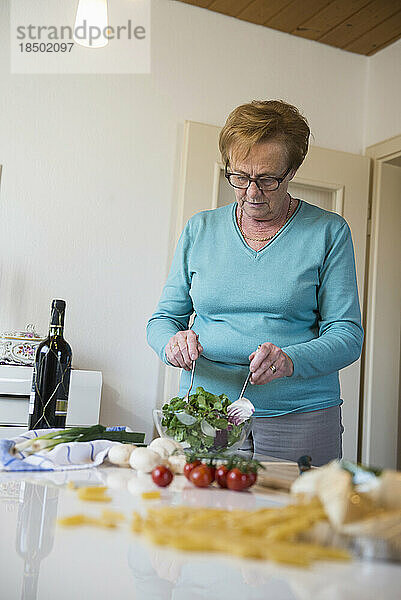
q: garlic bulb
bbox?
[167,454,186,474]
[149,437,180,459]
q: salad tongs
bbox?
[184,360,196,402]
[175,360,197,425]
[227,372,255,425]
[227,346,260,425]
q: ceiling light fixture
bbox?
[73,0,109,49]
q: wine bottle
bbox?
[28,299,72,430]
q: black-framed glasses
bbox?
[225,163,292,192]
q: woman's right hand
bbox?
[165,330,203,370]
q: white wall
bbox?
[365,38,401,148]
[0,0,370,440]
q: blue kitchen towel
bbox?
[0,428,123,471]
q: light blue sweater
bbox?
[147,201,363,417]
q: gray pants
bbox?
[242,405,343,467]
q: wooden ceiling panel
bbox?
[177,0,212,8]
[319,0,401,49]
[267,0,332,33]
[236,1,293,26]
[206,0,256,18]
[344,9,401,54]
[175,0,401,55]
[294,0,372,41]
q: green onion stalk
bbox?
[13,425,146,456]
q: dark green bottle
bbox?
[28,299,72,430]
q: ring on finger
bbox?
[270,364,277,374]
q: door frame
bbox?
[362,134,401,467]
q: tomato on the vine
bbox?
[244,471,257,488]
[226,468,249,491]
[184,454,261,492]
[151,465,173,487]
[183,460,201,480]
[189,464,214,488]
[216,465,229,488]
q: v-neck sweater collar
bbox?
[231,199,303,257]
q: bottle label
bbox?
[55,363,71,416]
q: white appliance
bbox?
[0,365,102,439]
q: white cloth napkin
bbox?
[0,428,120,471]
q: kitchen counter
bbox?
[1,464,400,600]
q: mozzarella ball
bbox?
[108,443,136,467]
[129,447,161,472]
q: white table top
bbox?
[1,465,401,600]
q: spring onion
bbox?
[13,424,146,455]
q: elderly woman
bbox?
[147,100,363,466]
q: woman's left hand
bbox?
[249,342,294,385]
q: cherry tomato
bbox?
[216,465,229,488]
[183,460,201,480]
[151,465,173,487]
[208,466,216,482]
[245,471,257,488]
[226,468,249,491]
[189,464,213,488]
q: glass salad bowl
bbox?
[153,387,253,455]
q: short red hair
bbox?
[219,100,310,170]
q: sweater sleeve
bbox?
[282,222,363,379]
[146,220,194,365]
